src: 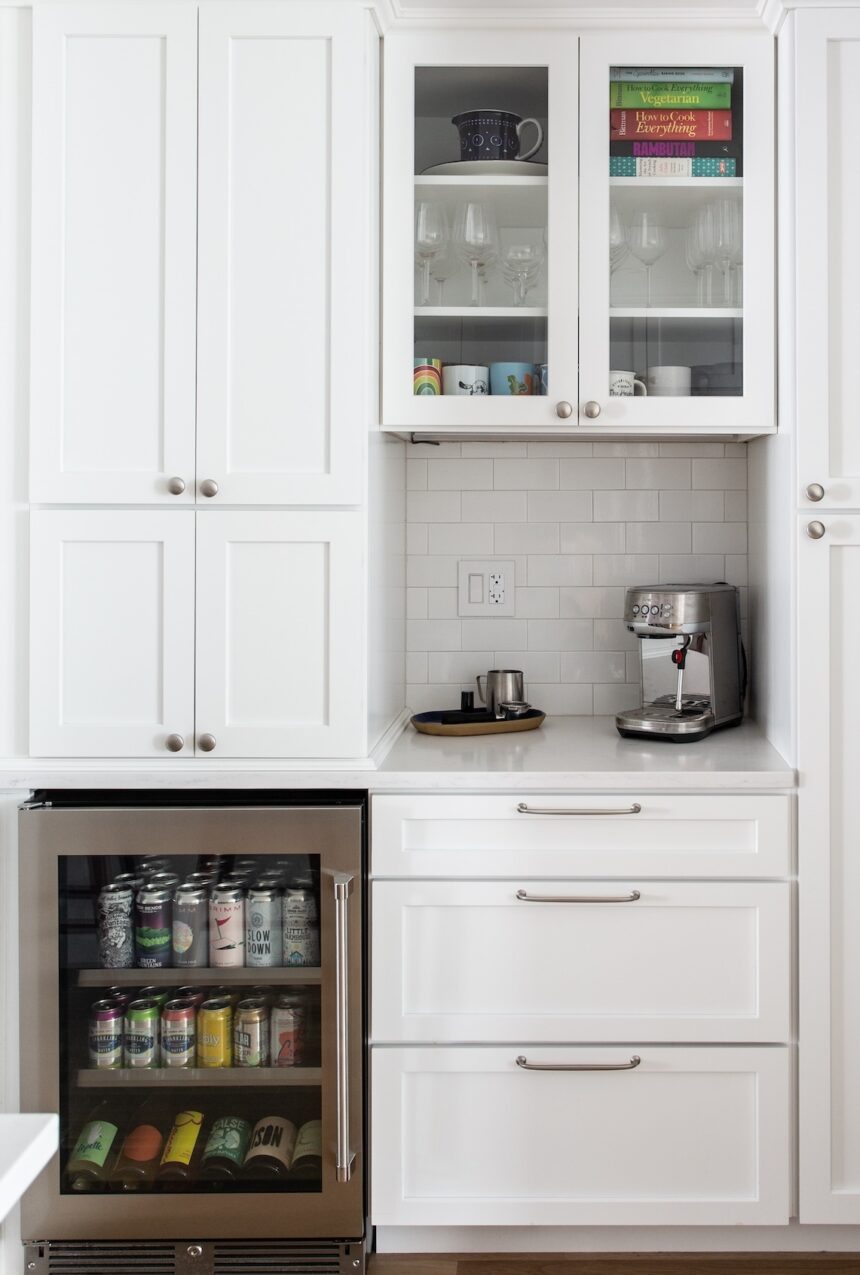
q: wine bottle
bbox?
[198,1114,253,1182]
[241,1115,296,1181]
[289,1119,322,1180]
[65,1100,122,1192]
[156,1109,205,1185]
[109,1099,167,1192]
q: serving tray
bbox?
[411,708,546,737]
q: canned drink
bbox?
[112,872,144,891]
[209,885,245,967]
[88,1000,124,1069]
[147,872,181,891]
[270,991,308,1067]
[137,986,172,1009]
[197,997,233,1067]
[233,998,269,1067]
[134,886,173,969]
[246,886,283,968]
[172,884,209,969]
[161,997,196,1068]
[251,985,275,1003]
[282,887,320,967]
[97,883,134,969]
[124,998,160,1068]
[254,873,287,890]
[105,988,133,1013]
[184,872,217,889]
[234,858,260,872]
[176,986,207,1009]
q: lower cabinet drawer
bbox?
[371,1046,790,1227]
[371,880,789,1043]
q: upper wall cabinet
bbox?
[30,2,367,506]
[381,29,775,438]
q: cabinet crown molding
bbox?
[375,0,784,33]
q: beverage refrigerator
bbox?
[17,793,367,1275]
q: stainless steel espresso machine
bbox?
[615,583,746,742]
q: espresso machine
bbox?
[615,583,746,742]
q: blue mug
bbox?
[490,362,538,396]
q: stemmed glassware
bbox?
[712,198,742,307]
[501,240,545,306]
[609,203,627,275]
[454,202,499,306]
[626,210,667,307]
[686,205,717,306]
[429,246,459,304]
[414,201,449,306]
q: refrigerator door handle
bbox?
[334,873,356,1184]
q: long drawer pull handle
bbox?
[516,802,642,816]
[516,888,641,904]
[517,1054,641,1072]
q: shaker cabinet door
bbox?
[195,512,365,758]
[196,4,368,505]
[29,511,196,757]
[30,4,197,504]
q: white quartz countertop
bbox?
[0,1114,58,1222]
[0,718,794,792]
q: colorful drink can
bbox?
[105,987,133,1013]
[282,887,320,967]
[134,886,173,969]
[270,992,308,1067]
[112,872,144,891]
[197,997,233,1067]
[209,884,245,967]
[413,357,442,395]
[233,997,269,1067]
[88,999,124,1069]
[160,997,196,1068]
[175,985,207,1008]
[136,986,172,1009]
[97,883,134,969]
[246,886,282,968]
[173,884,208,968]
[145,872,181,890]
[124,997,160,1068]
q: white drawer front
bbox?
[371,1046,790,1227]
[372,881,789,1043]
[371,794,792,879]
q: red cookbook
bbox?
[610,108,733,141]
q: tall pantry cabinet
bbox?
[28,2,384,760]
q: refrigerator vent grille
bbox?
[213,1243,342,1273]
[34,1242,345,1275]
[38,1244,174,1273]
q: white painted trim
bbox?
[374,1223,860,1253]
[369,707,411,769]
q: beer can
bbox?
[233,997,269,1067]
[88,999,124,1068]
[197,997,233,1068]
[184,872,217,889]
[234,858,260,872]
[105,988,133,1013]
[134,886,173,969]
[137,986,172,1009]
[147,872,181,891]
[282,887,320,967]
[124,998,160,1068]
[210,986,241,1008]
[112,872,144,891]
[176,985,207,1009]
[270,991,308,1067]
[161,997,197,1068]
[97,883,134,969]
[172,884,208,969]
[246,886,283,968]
[209,884,245,968]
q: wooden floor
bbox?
[368,1256,860,1274]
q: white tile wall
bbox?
[405,440,748,714]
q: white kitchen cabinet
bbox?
[195,512,365,758]
[372,880,789,1044]
[372,1046,790,1226]
[30,4,198,505]
[29,510,195,757]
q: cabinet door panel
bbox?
[30,511,195,757]
[195,512,364,757]
[30,4,197,504]
[197,4,367,504]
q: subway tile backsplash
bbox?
[405,440,748,716]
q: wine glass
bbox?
[429,246,459,304]
[609,203,627,275]
[690,205,717,306]
[712,198,742,307]
[626,211,667,307]
[415,202,449,307]
[453,202,499,306]
[501,241,545,306]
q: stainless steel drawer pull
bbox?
[517,1054,641,1072]
[516,802,642,816]
[516,888,640,904]
[334,873,356,1185]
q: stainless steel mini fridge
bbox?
[18,794,366,1275]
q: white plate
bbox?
[420,160,548,178]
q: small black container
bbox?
[451,109,542,163]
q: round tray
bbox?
[411,708,546,737]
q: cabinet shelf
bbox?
[611,307,743,320]
[610,177,743,190]
[414,306,548,319]
[413,175,547,226]
[75,967,322,987]
[77,1067,322,1088]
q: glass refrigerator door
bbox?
[19,804,364,1241]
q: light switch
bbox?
[468,573,484,604]
[457,560,516,616]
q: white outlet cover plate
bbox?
[458,559,516,617]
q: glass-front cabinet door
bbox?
[382,30,579,431]
[579,33,774,434]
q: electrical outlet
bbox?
[457,560,516,617]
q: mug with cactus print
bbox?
[490,362,538,395]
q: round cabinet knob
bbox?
[555,401,573,419]
[806,482,825,503]
[198,733,217,752]
[806,521,827,540]
[584,400,602,419]
[166,476,186,496]
[199,478,219,498]
[165,733,184,753]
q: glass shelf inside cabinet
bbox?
[608,65,743,399]
[413,66,549,401]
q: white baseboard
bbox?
[374,1223,860,1253]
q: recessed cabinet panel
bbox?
[197,4,366,504]
[30,5,197,503]
[195,512,364,757]
[30,511,195,756]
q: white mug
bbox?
[609,369,647,398]
[443,364,489,396]
[646,365,692,397]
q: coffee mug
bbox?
[490,362,537,396]
[451,110,543,163]
[610,369,648,397]
[443,364,489,396]
[476,669,524,719]
[413,357,442,395]
[646,365,692,397]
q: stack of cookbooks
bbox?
[609,67,741,178]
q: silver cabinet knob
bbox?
[198,733,217,752]
[165,733,184,753]
[556,401,573,419]
[200,478,219,498]
[806,483,825,503]
[166,476,186,496]
[806,521,826,540]
[584,400,601,419]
